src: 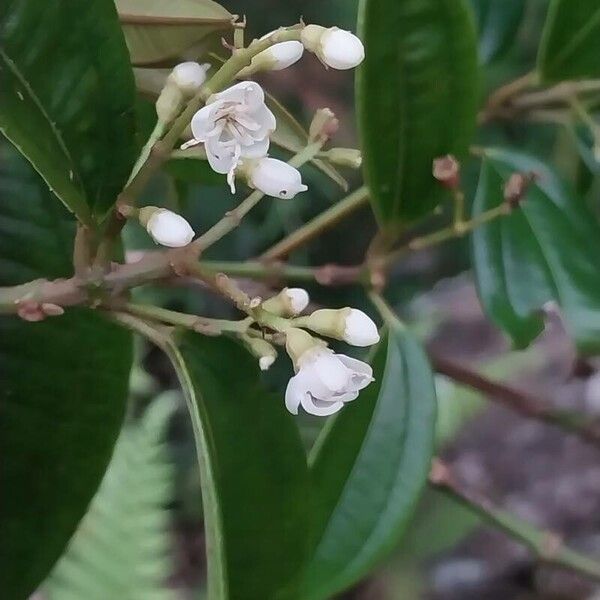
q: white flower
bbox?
[245,157,307,199]
[343,309,380,346]
[145,209,195,248]
[301,25,365,70]
[285,347,373,416]
[171,62,210,95]
[189,82,275,190]
[254,39,304,71]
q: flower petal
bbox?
[285,373,306,415]
[251,104,277,138]
[213,81,265,111]
[311,351,352,393]
[301,394,344,417]
[336,354,374,390]
[191,102,222,141]
[241,136,270,159]
[205,136,237,174]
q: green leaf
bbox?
[0,51,92,225]
[116,0,234,66]
[471,0,525,63]
[471,149,600,353]
[0,0,136,217]
[44,394,178,600]
[0,147,132,599]
[164,333,309,599]
[357,0,479,227]
[538,0,600,82]
[302,327,437,599]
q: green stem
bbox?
[430,459,600,582]
[128,120,167,186]
[368,291,404,330]
[121,302,251,334]
[452,189,465,229]
[191,141,324,253]
[261,185,369,260]
[382,203,511,268]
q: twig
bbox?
[191,141,324,254]
[430,459,600,582]
[260,185,370,260]
[430,354,600,449]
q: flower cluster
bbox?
[257,288,379,417]
[139,24,365,248]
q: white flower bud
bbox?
[301,25,365,70]
[242,336,278,371]
[343,308,380,346]
[140,207,195,248]
[259,355,276,371]
[245,157,308,199]
[171,62,210,96]
[305,307,380,347]
[251,39,304,72]
[263,287,310,317]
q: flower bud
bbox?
[244,157,308,199]
[139,206,195,248]
[263,287,310,317]
[250,39,304,72]
[433,155,460,190]
[309,108,339,143]
[171,61,210,96]
[285,327,323,368]
[323,148,362,169]
[155,82,184,124]
[306,307,380,347]
[243,337,278,371]
[301,25,365,70]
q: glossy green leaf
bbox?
[302,327,437,599]
[357,0,479,226]
[165,333,309,599]
[471,149,600,353]
[471,0,525,63]
[538,0,600,82]
[0,0,136,218]
[116,0,234,66]
[0,51,91,225]
[0,146,132,599]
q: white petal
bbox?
[190,102,222,141]
[301,394,344,417]
[344,309,380,346]
[205,136,238,174]
[213,81,265,111]
[311,352,352,393]
[240,136,270,159]
[251,104,277,138]
[320,28,365,70]
[336,354,373,391]
[285,373,306,415]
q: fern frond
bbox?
[43,393,180,600]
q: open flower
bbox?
[285,346,373,416]
[189,82,276,190]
